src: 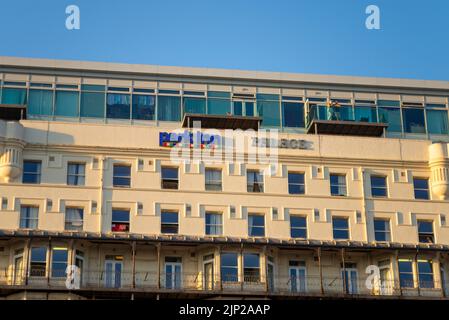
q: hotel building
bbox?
[0,57,449,299]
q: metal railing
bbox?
[0,269,446,298]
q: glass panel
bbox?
[158,96,181,121]
[183,97,206,114]
[28,89,53,116]
[402,108,426,133]
[55,91,79,117]
[354,106,377,122]
[257,100,280,127]
[80,92,105,118]
[2,88,27,105]
[106,93,130,119]
[132,94,155,120]
[378,107,402,132]
[282,102,305,128]
[427,109,448,134]
[207,98,231,115]
[208,91,230,98]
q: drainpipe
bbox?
[47,237,52,287]
[341,248,347,294]
[99,156,106,233]
[317,247,324,295]
[415,248,420,297]
[24,238,31,286]
[360,168,369,242]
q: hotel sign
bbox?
[159,131,312,150]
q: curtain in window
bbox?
[107,93,130,119]
[80,92,105,118]
[132,94,155,120]
[1,88,27,105]
[55,91,79,117]
[28,89,53,116]
[183,97,206,114]
[427,109,448,134]
[158,96,181,121]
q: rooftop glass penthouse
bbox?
[0,56,448,139]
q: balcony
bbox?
[306,105,388,137]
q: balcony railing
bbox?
[0,269,446,299]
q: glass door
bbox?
[289,266,306,293]
[233,101,255,116]
[165,262,182,289]
[13,251,24,285]
[105,258,122,288]
[342,268,358,294]
[267,261,275,292]
[203,259,214,290]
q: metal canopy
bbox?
[307,119,388,137]
[182,113,262,130]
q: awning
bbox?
[182,113,262,130]
[307,119,388,137]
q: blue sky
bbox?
[0,0,448,80]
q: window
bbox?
[290,216,307,238]
[55,91,79,117]
[257,98,280,127]
[418,220,434,243]
[158,95,181,121]
[132,94,155,120]
[51,248,68,278]
[28,89,53,116]
[23,160,41,184]
[106,93,130,119]
[207,91,231,115]
[183,97,206,114]
[413,178,429,200]
[418,260,434,289]
[80,90,105,118]
[161,167,179,189]
[402,108,426,134]
[19,206,39,229]
[67,163,85,186]
[427,109,448,135]
[247,170,264,193]
[221,253,238,282]
[282,102,304,128]
[111,209,130,232]
[205,212,222,235]
[65,208,84,231]
[398,260,414,288]
[371,175,387,197]
[161,211,179,234]
[205,168,222,191]
[244,253,260,282]
[113,164,131,187]
[354,106,377,123]
[288,172,305,194]
[330,174,347,196]
[374,219,391,242]
[248,214,265,237]
[1,87,27,105]
[30,247,47,277]
[332,217,349,240]
[233,101,255,116]
[378,107,402,132]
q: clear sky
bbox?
[0,0,448,80]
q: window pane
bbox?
[282,102,304,128]
[132,94,155,120]
[378,107,402,132]
[162,167,178,179]
[55,91,79,117]
[112,210,130,222]
[107,93,130,119]
[207,98,231,115]
[28,89,53,116]
[183,97,206,114]
[80,92,105,118]
[354,106,377,123]
[162,212,178,224]
[427,109,448,134]
[257,100,280,127]
[402,108,426,133]
[158,96,181,121]
[2,88,27,105]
